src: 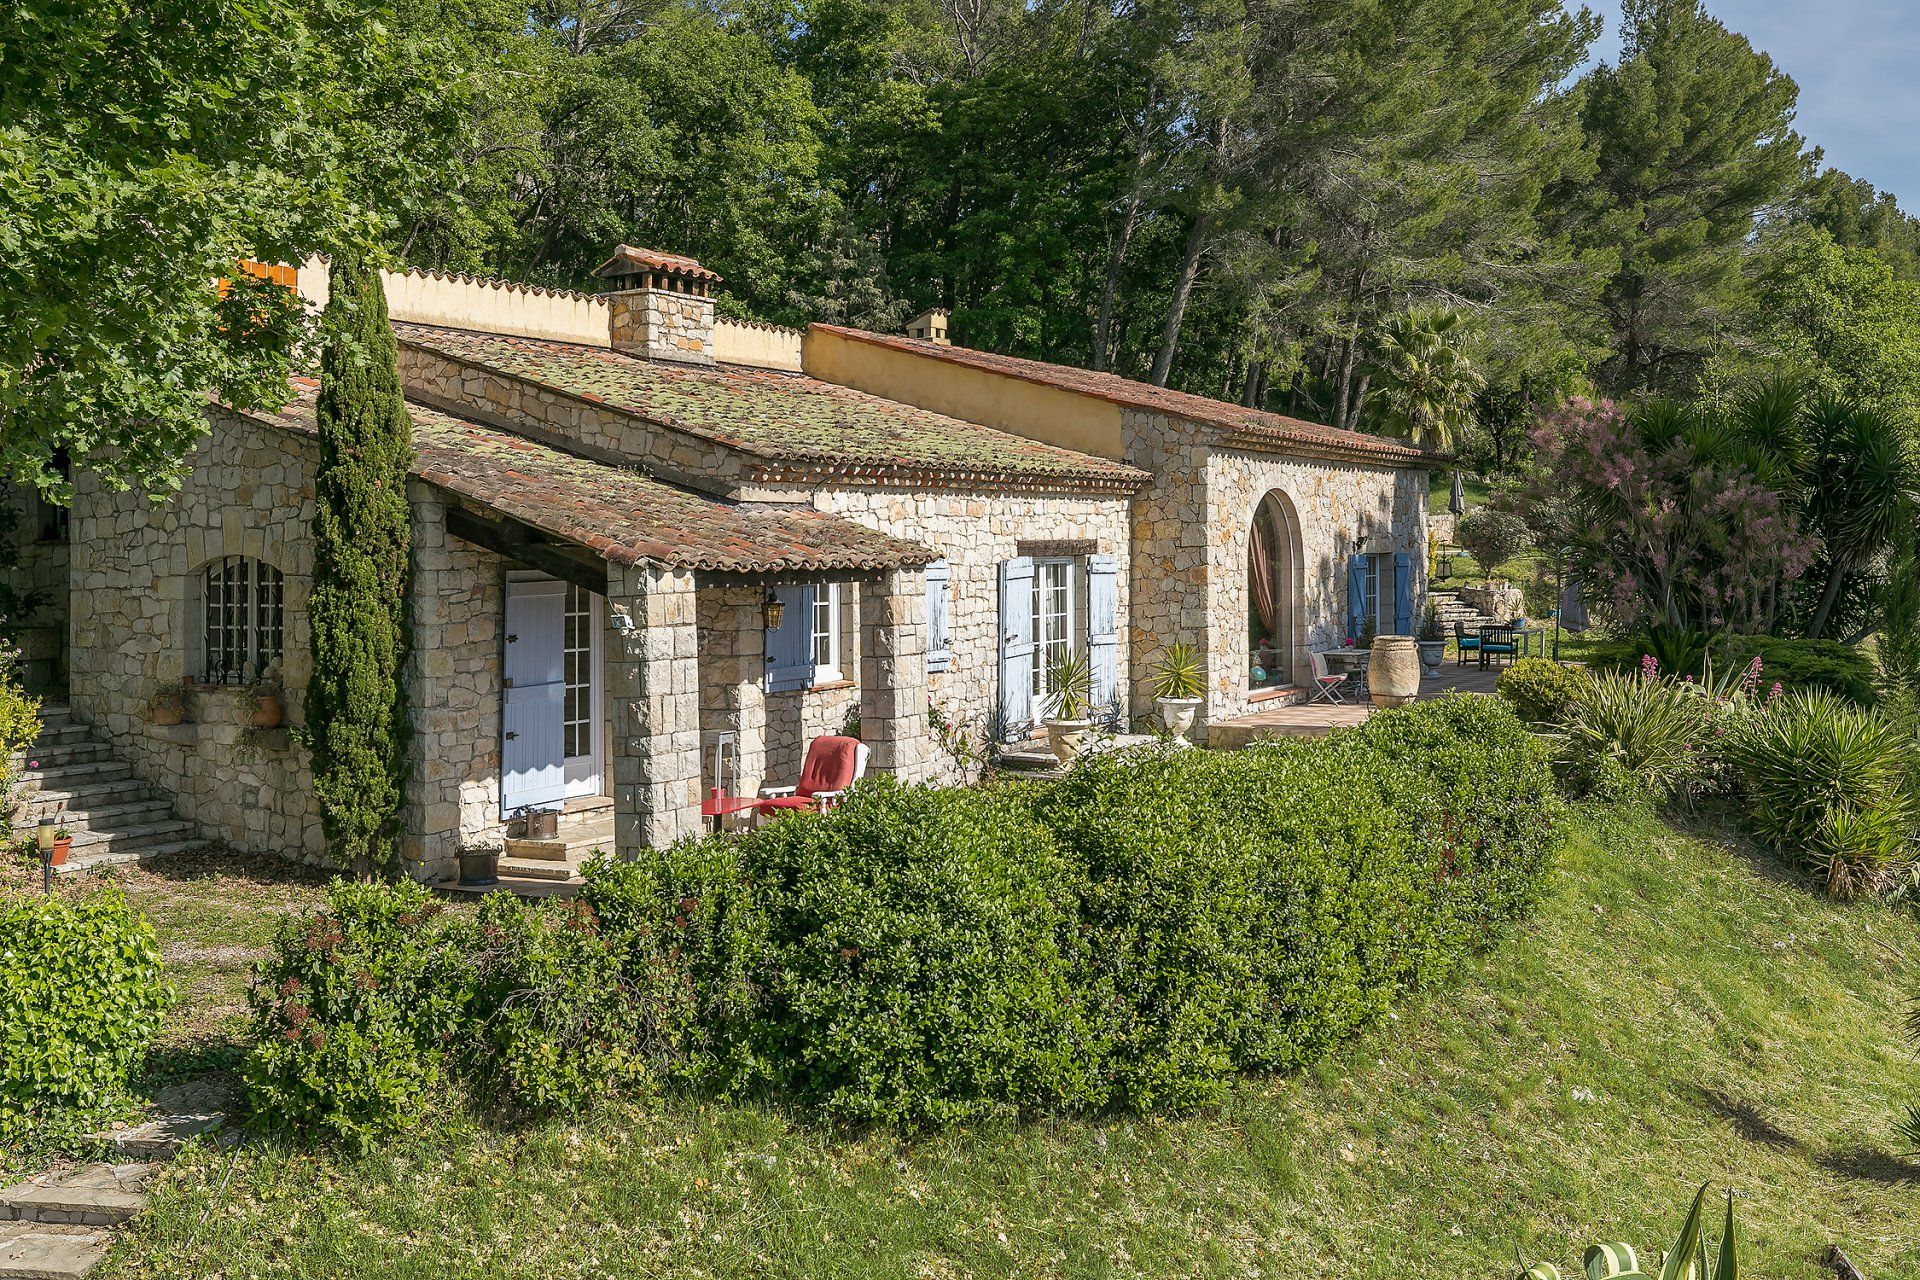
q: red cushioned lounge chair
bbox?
[753,735,871,818]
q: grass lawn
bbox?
[44,805,1918,1280]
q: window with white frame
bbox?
[810,582,843,683]
[1029,558,1076,708]
[562,584,594,760]
[202,556,285,684]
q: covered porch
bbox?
[400,406,937,887]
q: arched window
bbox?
[203,556,285,684]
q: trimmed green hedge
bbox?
[1583,635,1877,704]
[1,889,172,1141]
[249,696,1562,1138]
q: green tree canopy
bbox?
[0,0,475,499]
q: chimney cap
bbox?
[907,307,951,345]
[592,244,723,289]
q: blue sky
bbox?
[1584,0,1920,203]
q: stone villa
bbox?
[4,246,1436,882]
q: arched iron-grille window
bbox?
[203,557,284,684]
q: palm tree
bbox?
[1797,393,1920,638]
[1365,308,1486,452]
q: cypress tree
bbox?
[305,254,414,877]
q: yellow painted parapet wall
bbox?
[801,325,1125,459]
[292,257,806,369]
[295,257,612,346]
[712,318,804,371]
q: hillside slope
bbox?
[98,806,1920,1279]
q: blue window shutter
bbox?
[998,558,1034,740]
[764,584,815,692]
[1346,555,1368,640]
[1393,552,1414,636]
[1086,554,1120,723]
[924,559,951,674]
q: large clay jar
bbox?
[1367,635,1421,708]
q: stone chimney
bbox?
[593,245,721,365]
[906,308,951,345]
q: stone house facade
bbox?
[5,245,1436,882]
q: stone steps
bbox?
[503,817,614,863]
[0,1165,156,1230]
[0,1222,112,1279]
[498,854,588,882]
[6,704,213,879]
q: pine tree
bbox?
[1567,0,1809,396]
[305,254,414,877]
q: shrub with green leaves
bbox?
[582,840,772,1094]
[1497,657,1591,725]
[1583,634,1877,705]
[1728,691,1918,899]
[0,645,40,843]
[0,888,172,1141]
[743,779,1098,1125]
[245,879,461,1151]
[1038,695,1560,1109]
[450,894,648,1117]
[1557,670,1708,800]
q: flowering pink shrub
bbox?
[1529,398,1820,634]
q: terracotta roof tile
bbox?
[393,323,1148,493]
[244,383,935,573]
[811,325,1441,466]
[592,244,723,285]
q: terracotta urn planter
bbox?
[1156,696,1202,744]
[1367,636,1421,708]
[151,689,186,727]
[250,692,283,729]
[1044,718,1092,764]
[49,834,71,868]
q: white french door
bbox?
[1028,558,1076,718]
[502,573,603,816]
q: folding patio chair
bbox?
[1307,651,1350,704]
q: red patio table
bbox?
[701,790,759,834]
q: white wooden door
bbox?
[503,574,568,814]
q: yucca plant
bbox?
[1151,644,1205,701]
[1521,1184,1738,1280]
[1043,648,1094,723]
[1729,690,1919,899]
[1559,669,1708,798]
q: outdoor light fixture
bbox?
[35,818,55,896]
[763,590,785,631]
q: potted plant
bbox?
[509,805,560,841]
[1416,604,1447,675]
[248,660,284,729]
[49,827,72,868]
[150,679,188,727]
[1040,648,1095,764]
[1152,643,1205,743]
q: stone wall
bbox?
[813,486,1132,774]
[69,407,327,861]
[403,487,507,880]
[1122,407,1430,733]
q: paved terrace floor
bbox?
[1209,661,1502,746]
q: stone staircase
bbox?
[1427,588,1493,636]
[0,1086,227,1277]
[493,797,615,888]
[10,703,211,876]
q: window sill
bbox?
[808,678,855,693]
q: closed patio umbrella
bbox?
[1558,576,1589,632]
[1448,471,1466,516]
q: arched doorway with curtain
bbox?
[1248,490,1303,690]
